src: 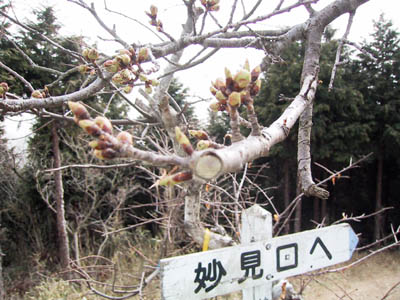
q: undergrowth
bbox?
[5,228,166,300]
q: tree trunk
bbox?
[294,179,302,233]
[321,199,327,225]
[313,197,320,224]
[374,150,384,242]
[283,160,291,234]
[0,245,4,300]
[52,122,70,270]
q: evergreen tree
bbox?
[254,38,367,232]
[350,15,400,241]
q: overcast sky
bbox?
[3,0,400,153]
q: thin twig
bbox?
[329,10,355,91]
[380,280,400,300]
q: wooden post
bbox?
[241,204,273,300]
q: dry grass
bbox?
[7,234,400,300]
[292,249,400,300]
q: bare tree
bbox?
[2,0,396,298]
[51,121,71,271]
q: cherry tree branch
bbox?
[0,60,34,92]
[67,0,130,48]
[329,10,356,91]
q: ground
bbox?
[293,249,400,300]
[213,249,400,300]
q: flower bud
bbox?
[78,119,102,137]
[104,60,119,73]
[251,65,261,82]
[189,130,209,140]
[145,85,153,94]
[233,69,251,90]
[78,64,90,74]
[87,48,99,61]
[123,85,133,94]
[228,91,241,107]
[149,5,158,17]
[209,4,220,11]
[119,49,131,56]
[68,101,90,121]
[94,116,113,135]
[212,78,226,93]
[156,20,163,31]
[112,72,124,85]
[209,101,220,112]
[196,140,212,151]
[89,140,113,150]
[117,131,133,145]
[250,79,261,96]
[94,148,117,160]
[31,90,44,99]
[0,82,9,95]
[82,48,89,59]
[225,67,233,88]
[120,69,133,82]
[175,127,194,155]
[159,171,193,186]
[209,0,220,5]
[150,79,159,86]
[116,54,131,66]
[210,86,217,96]
[139,74,148,82]
[215,90,227,103]
[138,48,149,62]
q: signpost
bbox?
[160,205,359,300]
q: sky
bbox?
[3,0,400,154]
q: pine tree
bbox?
[351,15,400,241]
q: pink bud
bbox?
[68,101,90,121]
[31,90,44,99]
[94,116,113,135]
[117,131,133,145]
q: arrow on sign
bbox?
[310,237,332,260]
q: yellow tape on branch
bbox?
[202,228,211,251]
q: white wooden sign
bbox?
[160,205,358,300]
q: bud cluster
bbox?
[200,0,220,11]
[188,129,219,151]
[82,48,99,62]
[209,60,261,113]
[146,5,163,32]
[104,48,159,95]
[209,60,262,140]
[0,82,9,98]
[68,101,134,160]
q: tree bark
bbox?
[313,197,320,224]
[294,180,302,233]
[374,150,384,242]
[321,199,328,225]
[0,245,4,300]
[52,122,70,270]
